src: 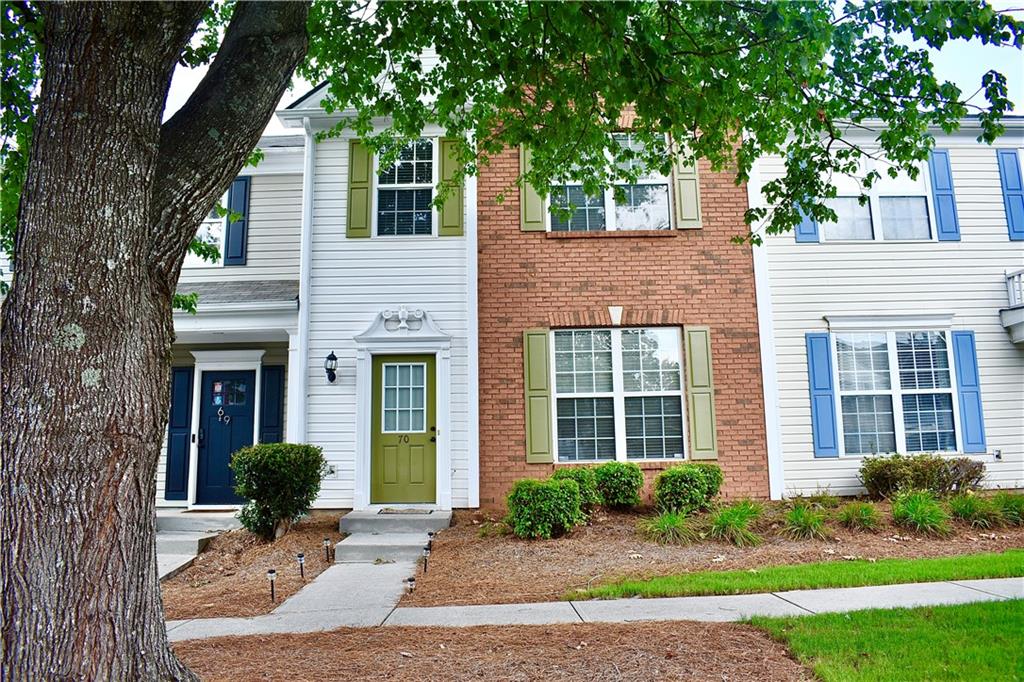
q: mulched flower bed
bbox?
[403,505,1024,607]
[161,512,343,620]
[174,621,809,681]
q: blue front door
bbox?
[197,370,255,505]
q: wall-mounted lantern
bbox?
[324,351,338,383]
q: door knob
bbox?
[429,425,436,432]
[430,436,436,443]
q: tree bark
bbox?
[1,2,308,679]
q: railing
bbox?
[1008,268,1024,308]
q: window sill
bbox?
[546,230,678,239]
[554,459,686,469]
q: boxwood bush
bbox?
[859,454,985,499]
[594,461,644,509]
[551,466,601,511]
[506,478,584,539]
[654,463,723,513]
[231,443,326,540]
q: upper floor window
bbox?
[834,330,958,455]
[183,192,227,268]
[821,159,934,242]
[548,134,671,232]
[376,138,435,236]
[553,327,684,462]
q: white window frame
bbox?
[830,329,963,456]
[372,137,439,239]
[182,191,228,269]
[380,361,428,434]
[819,158,939,244]
[549,326,688,463]
[545,133,675,232]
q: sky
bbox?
[164,6,1024,138]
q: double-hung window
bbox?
[183,192,228,268]
[553,327,685,462]
[376,138,435,236]
[835,330,958,455]
[548,134,672,232]
[821,159,934,242]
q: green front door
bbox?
[371,354,437,503]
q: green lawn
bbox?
[752,600,1024,681]
[572,549,1024,600]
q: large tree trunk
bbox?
[1,2,308,679]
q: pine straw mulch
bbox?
[174,621,809,682]
[161,512,343,620]
[403,505,1024,606]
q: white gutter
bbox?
[289,117,316,443]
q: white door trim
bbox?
[187,350,265,509]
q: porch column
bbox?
[286,329,306,443]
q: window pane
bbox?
[621,328,682,393]
[549,185,606,232]
[902,393,956,452]
[841,395,896,454]
[377,188,432,235]
[382,362,427,433]
[896,331,950,390]
[823,197,873,240]
[836,333,891,391]
[614,184,670,230]
[624,396,683,460]
[880,197,930,240]
[378,139,433,187]
[183,214,225,268]
[554,330,614,395]
[556,398,616,462]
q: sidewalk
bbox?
[166,574,1023,642]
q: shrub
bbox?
[993,492,1024,526]
[859,454,985,499]
[637,511,698,545]
[837,501,882,531]
[551,466,602,511]
[231,443,326,540]
[593,461,644,509]
[807,487,841,509]
[948,494,1004,529]
[892,490,951,536]
[654,463,724,514]
[782,502,829,540]
[708,500,762,547]
[505,478,584,539]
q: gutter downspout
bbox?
[289,116,315,443]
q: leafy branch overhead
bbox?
[302,0,1022,243]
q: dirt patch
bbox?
[403,506,1024,606]
[174,621,809,682]
[162,512,343,620]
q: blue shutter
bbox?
[805,332,839,457]
[259,365,285,443]
[794,206,819,243]
[951,331,986,453]
[996,149,1024,241]
[224,176,251,265]
[165,367,194,500]
[928,150,960,241]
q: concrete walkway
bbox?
[167,574,1023,641]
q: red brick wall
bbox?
[476,149,769,508]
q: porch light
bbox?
[267,569,277,602]
[324,351,338,383]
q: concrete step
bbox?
[156,511,241,533]
[334,532,430,563]
[156,531,218,555]
[157,554,196,581]
[339,510,452,535]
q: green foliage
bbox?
[948,494,1004,529]
[477,520,511,538]
[806,488,841,510]
[551,466,601,511]
[782,502,829,540]
[837,501,882,532]
[708,500,763,547]
[505,478,584,540]
[637,511,698,545]
[993,492,1024,527]
[593,461,644,509]
[892,490,951,536]
[653,463,723,514]
[230,443,326,540]
[859,454,985,499]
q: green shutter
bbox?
[684,326,718,459]
[439,138,464,237]
[674,151,702,229]
[347,139,372,238]
[520,146,545,232]
[523,328,554,463]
